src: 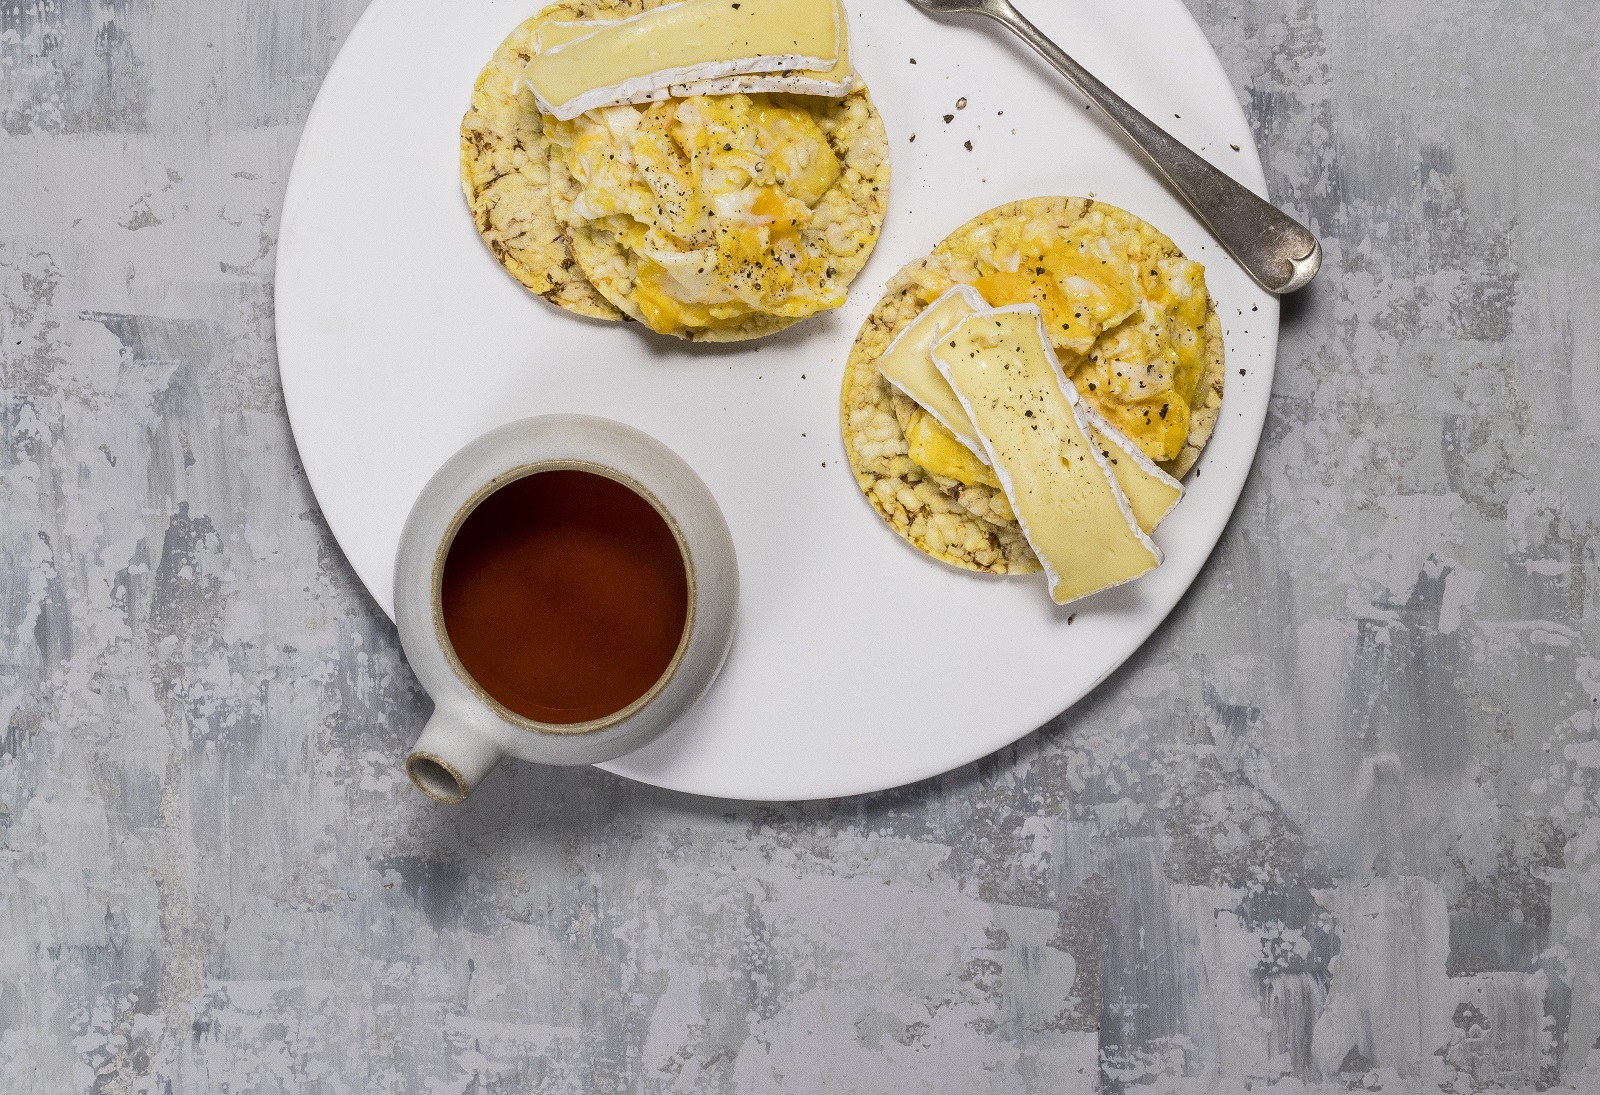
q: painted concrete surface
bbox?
[2,0,1598,1090]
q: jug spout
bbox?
[406,708,503,804]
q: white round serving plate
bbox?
[277,0,1279,800]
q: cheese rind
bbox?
[877,285,992,465]
[523,0,848,121]
[932,305,1161,605]
[1080,404,1183,534]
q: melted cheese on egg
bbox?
[548,94,846,336]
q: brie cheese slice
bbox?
[876,285,992,465]
[524,0,849,121]
[933,305,1161,605]
[1079,403,1184,534]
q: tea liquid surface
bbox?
[440,469,690,725]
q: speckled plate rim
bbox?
[275,0,1279,801]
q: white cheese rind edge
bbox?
[518,74,856,114]
[1078,401,1185,530]
[672,70,856,99]
[877,284,994,466]
[934,303,1164,606]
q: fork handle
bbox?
[979,0,1321,294]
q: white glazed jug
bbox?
[393,415,739,803]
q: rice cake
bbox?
[839,198,1224,574]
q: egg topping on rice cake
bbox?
[461,0,890,342]
[840,197,1224,577]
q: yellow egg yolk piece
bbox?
[904,409,1000,490]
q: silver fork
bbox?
[903,0,1322,294]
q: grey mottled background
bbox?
[3,0,1599,1090]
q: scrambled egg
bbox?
[948,208,1211,464]
[546,93,852,336]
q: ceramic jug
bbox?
[393,415,739,803]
